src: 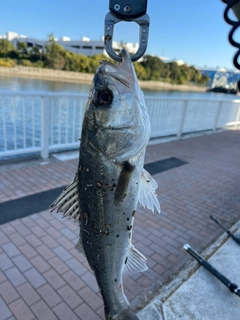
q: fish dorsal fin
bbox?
[138,169,161,213]
[75,237,85,256]
[49,177,80,222]
[123,245,148,277]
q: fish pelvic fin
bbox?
[49,177,80,223]
[114,161,134,204]
[123,245,148,278]
[138,169,161,213]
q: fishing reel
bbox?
[222,0,240,90]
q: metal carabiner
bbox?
[104,0,149,62]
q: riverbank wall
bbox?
[0,66,207,92]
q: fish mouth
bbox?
[99,49,134,88]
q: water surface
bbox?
[0,74,237,101]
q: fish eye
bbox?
[98,89,113,106]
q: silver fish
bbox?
[50,49,160,320]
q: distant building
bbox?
[4,32,138,57]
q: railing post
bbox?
[177,100,187,138]
[41,96,49,159]
[235,104,240,129]
[213,101,222,131]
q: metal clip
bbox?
[104,11,150,62]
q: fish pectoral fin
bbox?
[114,161,134,204]
[138,169,161,213]
[75,237,85,256]
[123,245,148,277]
[49,177,80,222]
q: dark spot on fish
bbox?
[125,257,128,264]
[112,183,116,187]
[114,278,117,282]
[127,218,129,221]
[132,210,136,217]
[129,233,131,239]
[123,212,125,215]
[79,165,83,172]
[126,225,132,231]
[116,234,119,238]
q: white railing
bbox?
[0,92,240,159]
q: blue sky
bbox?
[1,0,238,69]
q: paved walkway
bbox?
[0,130,239,320]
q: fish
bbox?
[50,49,160,320]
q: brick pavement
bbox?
[0,129,239,319]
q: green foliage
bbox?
[0,36,209,85]
[0,58,16,67]
[19,59,34,67]
[138,55,209,85]
[0,39,15,56]
[44,34,65,69]
[17,42,27,54]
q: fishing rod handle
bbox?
[184,244,231,287]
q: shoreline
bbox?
[0,66,207,92]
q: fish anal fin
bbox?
[50,177,80,222]
[123,245,148,278]
[114,161,134,204]
[138,169,161,213]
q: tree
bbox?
[17,42,28,54]
[44,34,65,69]
[134,62,148,80]
[0,39,16,58]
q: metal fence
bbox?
[0,92,240,159]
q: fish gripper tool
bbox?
[104,0,149,62]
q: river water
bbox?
[0,74,237,100]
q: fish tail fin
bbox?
[106,307,139,320]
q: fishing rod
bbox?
[210,215,240,245]
[184,244,240,297]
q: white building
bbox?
[5,32,138,57]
